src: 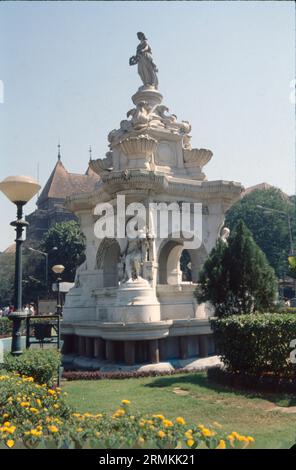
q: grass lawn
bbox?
[63,372,296,449]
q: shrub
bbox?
[211,313,296,377]
[0,373,254,449]
[196,221,277,317]
[208,367,296,394]
[0,318,12,337]
[4,349,61,385]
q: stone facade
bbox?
[62,35,243,368]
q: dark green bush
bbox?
[0,317,14,337]
[4,349,61,385]
[211,313,296,377]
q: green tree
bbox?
[225,188,295,277]
[0,252,15,305]
[196,220,277,317]
[42,220,86,284]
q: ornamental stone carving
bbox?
[119,135,158,169]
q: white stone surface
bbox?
[62,36,243,361]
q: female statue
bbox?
[129,32,158,89]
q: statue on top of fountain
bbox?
[129,32,159,89]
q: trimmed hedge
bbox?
[4,349,61,385]
[208,367,296,394]
[210,313,296,377]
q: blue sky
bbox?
[0,0,295,251]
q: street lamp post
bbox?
[52,264,65,317]
[0,176,41,355]
[27,246,58,294]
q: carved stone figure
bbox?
[220,227,230,244]
[127,101,151,130]
[129,32,158,89]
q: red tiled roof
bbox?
[38,159,100,205]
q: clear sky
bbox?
[0,0,295,251]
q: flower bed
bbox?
[0,373,254,449]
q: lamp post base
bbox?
[9,311,28,356]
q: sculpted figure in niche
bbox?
[220,227,230,244]
[120,228,151,283]
[129,32,159,89]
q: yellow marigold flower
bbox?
[184,430,193,439]
[30,429,42,437]
[187,439,194,448]
[48,389,56,395]
[36,426,42,431]
[201,428,215,438]
[3,422,11,427]
[176,417,186,425]
[163,419,173,428]
[216,439,226,449]
[152,414,165,420]
[7,426,16,434]
[6,439,14,448]
[3,413,9,419]
[20,402,29,407]
[48,425,58,433]
[247,436,255,443]
[121,399,131,405]
[36,399,42,407]
[157,430,166,438]
[53,404,59,409]
[30,408,39,414]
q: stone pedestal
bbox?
[114,278,160,323]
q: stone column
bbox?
[74,335,79,354]
[198,335,208,358]
[105,340,115,363]
[149,339,159,363]
[124,341,135,365]
[159,339,166,361]
[85,337,94,358]
[94,338,104,359]
[179,336,188,360]
[78,336,86,356]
